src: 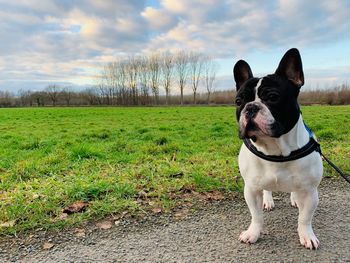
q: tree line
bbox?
[96,51,219,105]
[0,88,237,107]
[1,85,349,107]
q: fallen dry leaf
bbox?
[74,228,86,237]
[50,212,69,223]
[137,190,148,199]
[148,201,155,206]
[168,193,178,200]
[32,194,45,200]
[152,207,162,214]
[42,242,55,250]
[113,211,130,221]
[96,220,113,230]
[179,184,196,193]
[121,211,128,217]
[175,208,189,220]
[0,220,16,228]
[63,201,88,214]
[204,191,225,201]
[59,212,69,220]
[181,202,193,208]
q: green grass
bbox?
[0,106,349,234]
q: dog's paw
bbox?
[263,192,275,211]
[239,225,261,244]
[298,226,320,250]
[290,199,298,208]
[263,200,275,211]
[290,193,298,208]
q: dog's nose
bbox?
[245,103,260,119]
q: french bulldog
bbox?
[233,48,323,249]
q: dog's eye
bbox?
[267,93,279,102]
[235,98,242,106]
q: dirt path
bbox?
[1,177,350,263]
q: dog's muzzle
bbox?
[245,103,260,120]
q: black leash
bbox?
[320,152,350,185]
[304,122,350,184]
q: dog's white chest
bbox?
[238,144,323,192]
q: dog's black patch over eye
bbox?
[267,92,279,103]
[235,78,259,103]
[235,78,259,121]
[259,77,282,104]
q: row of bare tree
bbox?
[1,85,350,107]
[298,84,350,105]
[0,88,236,107]
[97,51,219,105]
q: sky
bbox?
[1,0,350,93]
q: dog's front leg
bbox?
[295,189,320,249]
[239,185,263,244]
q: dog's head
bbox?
[233,48,304,141]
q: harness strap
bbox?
[242,123,350,185]
[243,124,321,162]
[243,137,320,162]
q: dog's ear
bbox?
[275,48,304,87]
[233,60,253,91]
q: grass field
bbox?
[0,106,349,234]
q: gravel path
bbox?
[1,177,350,263]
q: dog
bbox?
[233,48,323,249]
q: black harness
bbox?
[243,123,350,185]
[243,124,321,162]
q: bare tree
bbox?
[0,91,14,107]
[62,87,74,106]
[188,52,204,104]
[148,53,161,104]
[174,51,189,105]
[203,58,219,104]
[102,62,118,105]
[32,91,46,106]
[116,59,127,105]
[96,74,110,105]
[46,85,61,106]
[82,88,99,105]
[160,53,173,105]
[95,50,221,106]
[138,56,150,105]
[18,89,33,106]
[125,56,139,105]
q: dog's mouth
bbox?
[239,119,259,140]
[239,119,284,140]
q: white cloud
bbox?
[0,0,350,91]
[141,6,177,31]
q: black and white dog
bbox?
[233,48,323,249]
